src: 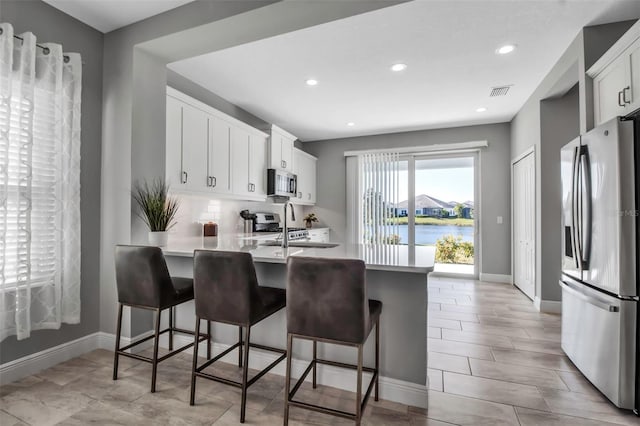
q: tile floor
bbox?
[1,276,638,425]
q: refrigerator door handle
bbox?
[559,280,619,312]
[579,145,592,269]
[571,146,582,269]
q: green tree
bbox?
[454,203,465,218]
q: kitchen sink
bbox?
[260,241,339,248]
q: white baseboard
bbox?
[479,273,512,284]
[534,297,562,314]
[0,331,154,385]
[163,334,428,409]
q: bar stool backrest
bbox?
[286,257,370,344]
[193,250,262,325]
[114,245,175,308]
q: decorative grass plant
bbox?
[132,179,180,232]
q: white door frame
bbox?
[411,151,480,279]
[511,146,536,299]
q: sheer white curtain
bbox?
[346,151,400,245]
[0,23,82,341]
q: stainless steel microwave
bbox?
[267,169,297,197]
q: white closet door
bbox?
[513,151,535,300]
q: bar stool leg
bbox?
[190,316,201,406]
[240,326,251,423]
[283,334,293,426]
[169,306,174,351]
[375,319,380,401]
[238,326,243,368]
[112,304,123,380]
[151,308,162,393]
[206,321,212,360]
[312,340,317,389]
[356,344,363,426]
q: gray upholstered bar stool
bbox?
[190,250,287,423]
[284,257,382,426]
[113,245,211,392]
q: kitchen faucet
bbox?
[282,200,296,248]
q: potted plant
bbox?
[132,179,180,247]
[303,212,318,229]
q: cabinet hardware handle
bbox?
[207,176,211,187]
[283,160,287,168]
[618,90,625,107]
[212,176,216,187]
[252,183,255,192]
[622,86,631,104]
[182,171,188,184]
[248,183,252,192]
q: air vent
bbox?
[490,86,511,97]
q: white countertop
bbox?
[163,236,435,274]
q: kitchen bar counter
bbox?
[162,236,435,273]
[163,236,431,408]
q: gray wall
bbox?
[304,123,512,276]
[1,1,103,363]
[510,21,635,303]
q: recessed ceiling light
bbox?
[476,107,487,112]
[390,63,407,72]
[496,44,516,55]
[305,79,318,86]
[347,122,355,127]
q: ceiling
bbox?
[43,0,196,33]
[168,0,640,141]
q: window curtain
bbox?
[346,152,400,245]
[0,23,82,341]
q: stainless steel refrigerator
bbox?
[560,116,638,413]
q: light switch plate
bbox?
[497,216,503,224]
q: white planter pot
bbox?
[148,231,169,247]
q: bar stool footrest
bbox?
[117,327,209,364]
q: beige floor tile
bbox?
[555,370,602,396]
[363,405,412,425]
[523,327,562,342]
[0,410,27,426]
[477,315,554,329]
[428,327,442,339]
[468,358,569,390]
[429,318,462,330]
[426,390,520,425]
[427,369,443,392]
[429,310,480,323]
[409,415,459,426]
[460,321,529,338]
[428,303,441,311]
[428,338,494,360]
[491,348,576,372]
[538,387,639,425]
[56,400,152,426]
[442,371,549,411]
[440,303,498,315]
[515,407,626,426]
[441,329,513,349]
[427,352,470,375]
[509,336,564,355]
[428,296,458,305]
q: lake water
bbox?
[395,224,474,245]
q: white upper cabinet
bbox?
[292,148,317,205]
[268,125,296,172]
[165,98,208,191]
[589,21,640,125]
[166,87,268,201]
[207,116,231,194]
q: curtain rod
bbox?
[0,28,70,63]
[343,140,489,157]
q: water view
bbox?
[369,224,474,245]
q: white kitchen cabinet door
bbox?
[231,127,251,197]
[593,53,630,125]
[181,103,209,190]
[292,149,317,205]
[627,37,640,113]
[207,116,231,193]
[165,95,184,189]
[307,155,317,204]
[269,130,294,172]
[249,133,267,196]
[512,151,535,300]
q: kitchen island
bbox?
[163,236,433,408]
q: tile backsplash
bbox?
[170,194,316,237]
